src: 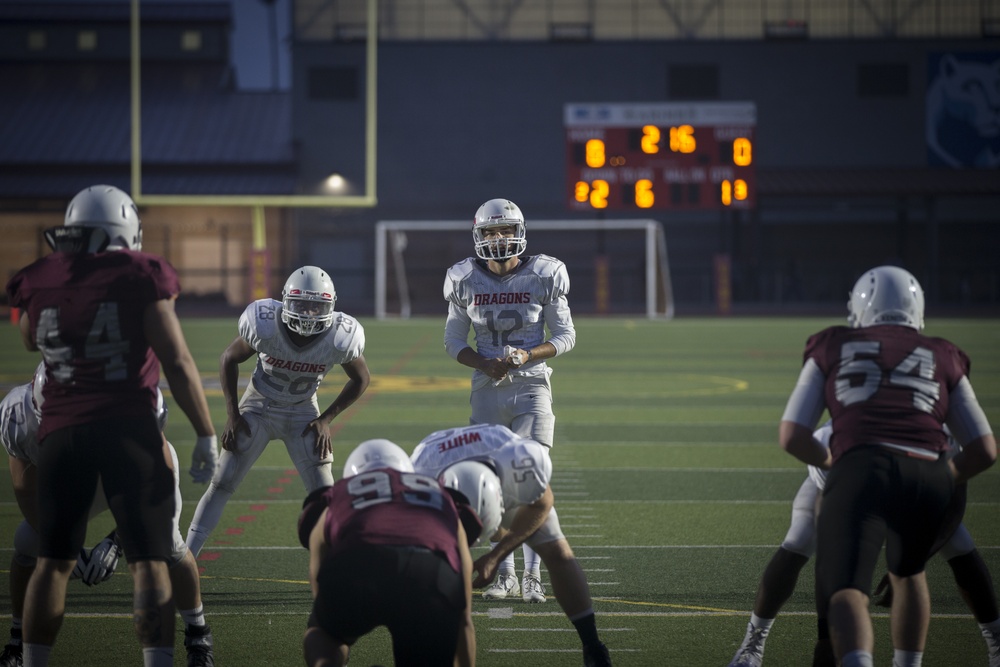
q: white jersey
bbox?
[444,255,575,389]
[1,384,40,463]
[411,423,551,512]
[239,299,365,406]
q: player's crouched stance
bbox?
[186,266,370,558]
[297,440,493,667]
[412,424,613,667]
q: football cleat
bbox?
[522,572,546,603]
[728,623,767,667]
[583,641,611,667]
[482,572,519,600]
[184,624,215,667]
[983,626,1000,667]
[0,640,22,667]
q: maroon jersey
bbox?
[321,468,462,574]
[804,324,970,460]
[6,250,180,441]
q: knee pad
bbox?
[14,520,39,568]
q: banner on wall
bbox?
[927,52,1000,168]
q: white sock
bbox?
[749,613,774,634]
[522,543,542,574]
[841,649,874,667]
[892,649,922,667]
[494,543,515,575]
[180,605,206,628]
[143,646,174,667]
[23,643,52,667]
[185,485,233,556]
[981,617,1000,637]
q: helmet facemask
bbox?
[473,198,526,261]
[280,266,337,336]
[473,222,527,261]
[282,293,335,336]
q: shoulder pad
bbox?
[524,255,565,278]
[239,299,281,342]
[446,258,477,281]
[332,313,366,357]
[523,255,570,298]
[444,259,477,302]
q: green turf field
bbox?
[1,316,997,666]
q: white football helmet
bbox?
[438,461,504,546]
[847,265,925,330]
[343,439,414,477]
[281,266,336,336]
[64,184,142,251]
[473,198,526,261]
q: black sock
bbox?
[816,617,830,641]
[8,627,21,646]
[572,613,601,648]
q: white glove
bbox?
[78,536,121,586]
[190,435,219,484]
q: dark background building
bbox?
[1,0,998,317]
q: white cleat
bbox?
[522,572,547,603]
[728,623,767,667]
[482,572,520,600]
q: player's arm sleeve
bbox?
[779,359,832,468]
[946,376,996,483]
[781,358,827,428]
[444,301,474,360]
[540,261,575,356]
[946,376,993,446]
[542,295,575,356]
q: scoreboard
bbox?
[565,102,756,211]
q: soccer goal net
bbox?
[374,219,673,320]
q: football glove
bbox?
[190,435,219,484]
[76,534,122,586]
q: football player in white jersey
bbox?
[411,424,611,667]
[728,423,1000,667]
[0,366,215,667]
[443,198,577,604]
[185,266,370,557]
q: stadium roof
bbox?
[0,2,297,200]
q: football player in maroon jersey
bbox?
[6,184,218,667]
[298,440,490,667]
[778,265,996,667]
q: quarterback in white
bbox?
[443,197,577,606]
[185,266,370,558]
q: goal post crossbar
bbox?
[375,219,673,320]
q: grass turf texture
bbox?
[0,316,997,666]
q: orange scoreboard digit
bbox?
[565,102,756,211]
